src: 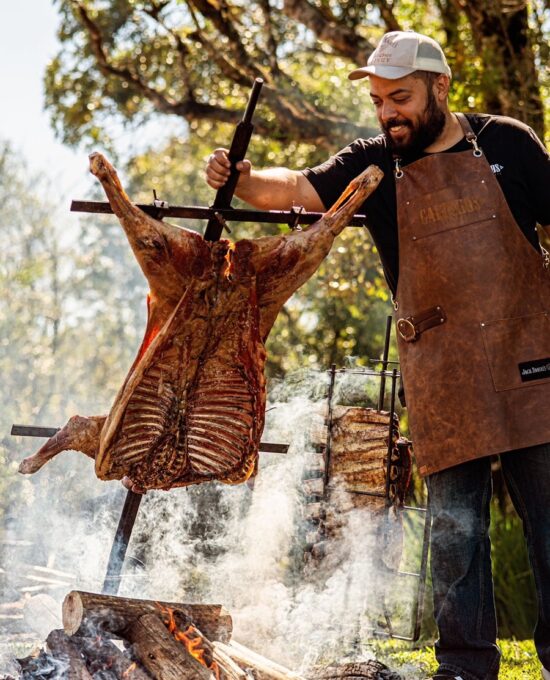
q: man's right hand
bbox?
[205,148,252,190]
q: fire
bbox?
[160,606,220,679]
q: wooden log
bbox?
[211,645,248,680]
[213,640,306,680]
[127,613,214,680]
[162,608,242,680]
[79,635,151,680]
[46,629,94,680]
[63,591,232,642]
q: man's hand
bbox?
[205,148,252,190]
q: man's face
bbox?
[368,73,446,155]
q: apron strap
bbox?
[455,112,483,157]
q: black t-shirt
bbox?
[303,113,550,295]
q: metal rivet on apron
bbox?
[481,180,485,184]
[412,236,417,241]
[492,215,496,218]
[481,323,485,327]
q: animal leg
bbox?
[18,415,106,474]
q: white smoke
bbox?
[2,384,423,678]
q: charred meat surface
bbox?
[19,154,383,490]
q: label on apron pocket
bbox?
[481,312,550,391]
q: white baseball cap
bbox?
[349,31,451,81]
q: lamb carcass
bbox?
[19,153,382,491]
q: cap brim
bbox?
[348,64,416,81]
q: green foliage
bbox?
[490,498,537,639]
[44,0,549,155]
[371,638,541,678]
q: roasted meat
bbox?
[19,154,382,490]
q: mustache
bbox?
[384,118,412,130]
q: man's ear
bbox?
[433,74,450,102]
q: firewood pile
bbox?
[9,591,403,680]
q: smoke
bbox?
[2,375,423,678]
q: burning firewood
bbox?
[127,613,215,679]
[45,629,93,680]
[62,590,232,643]
[18,155,382,492]
[213,640,306,680]
[15,592,404,680]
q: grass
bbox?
[370,638,541,679]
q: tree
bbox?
[0,142,149,527]
[45,0,549,151]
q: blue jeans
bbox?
[426,442,550,680]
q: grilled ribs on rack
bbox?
[19,153,382,491]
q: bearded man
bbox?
[205,31,550,680]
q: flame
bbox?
[160,606,220,679]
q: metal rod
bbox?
[10,425,288,453]
[384,369,398,505]
[70,201,368,228]
[412,504,432,642]
[11,425,59,438]
[323,364,337,494]
[102,490,143,595]
[377,315,393,411]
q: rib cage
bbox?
[98,268,266,490]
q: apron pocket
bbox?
[481,312,550,391]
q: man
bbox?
[205,31,550,680]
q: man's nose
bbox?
[379,101,398,122]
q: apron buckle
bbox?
[397,306,447,343]
[397,318,418,342]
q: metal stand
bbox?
[321,316,431,642]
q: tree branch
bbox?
[259,0,281,75]
[372,0,401,32]
[282,0,375,63]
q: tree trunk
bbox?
[457,0,544,137]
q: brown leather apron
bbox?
[394,113,550,476]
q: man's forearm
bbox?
[235,167,324,211]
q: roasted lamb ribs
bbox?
[19,153,382,490]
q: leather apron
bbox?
[394,113,550,476]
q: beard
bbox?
[382,89,446,156]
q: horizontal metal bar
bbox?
[325,368,402,378]
[259,442,289,454]
[11,425,59,437]
[402,505,427,514]
[11,424,288,453]
[70,201,368,227]
[346,489,386,498]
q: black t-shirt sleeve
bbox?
[520,126,550,226]
[302,137,386,210]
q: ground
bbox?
[373,639,540,679]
